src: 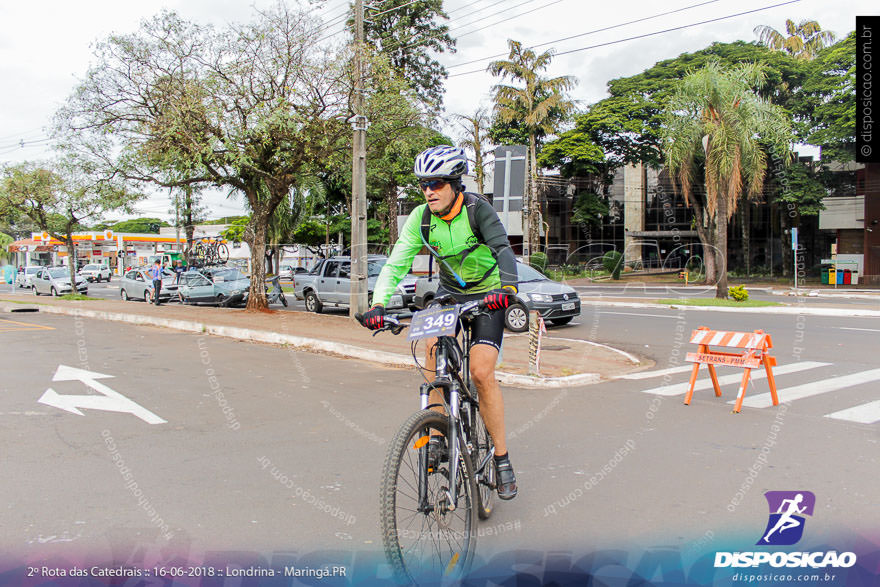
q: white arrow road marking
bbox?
[639,361,831,396]
[38,365,166,424]
[733,368,880,410]
[824,400,880,424]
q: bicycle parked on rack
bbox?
[191,239,229,265]
[357,295,498,583]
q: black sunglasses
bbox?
[419,179,448,191]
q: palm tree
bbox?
[754,19,836,60]
[453,108,493,195]
[488,40,575,257]
[663,61,792,298]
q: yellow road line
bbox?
[0,318,55,331]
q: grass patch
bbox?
[655,298,781,307]
[282,286,297,293]
[59,293,100,301]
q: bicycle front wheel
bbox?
[470,402,496,520]
[380,410,478,584]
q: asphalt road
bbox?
[2,310,877,580]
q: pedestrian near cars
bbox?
[174,260,184,284]
[1,261,15,292]
[149,260,163,305]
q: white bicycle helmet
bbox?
[414,146,468,179]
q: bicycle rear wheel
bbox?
[380,410,477,584]
[216,243,229,262]
[469,402,496,520]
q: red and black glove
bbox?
[362,305,386,330]
[482,289,513,311]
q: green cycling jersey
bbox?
[371,193,518,307]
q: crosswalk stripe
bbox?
[619,365,694,380]
[640,361,831,396]
[824,401,880,424]
[733,368,880,409]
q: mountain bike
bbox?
[192,239,229,264]
[357,296,497,583]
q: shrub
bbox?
[603,251,623,280]
[728,285,749,302]
[529,252,548,272]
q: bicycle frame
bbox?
[416,312,488,513]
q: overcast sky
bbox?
[0,0,872,222]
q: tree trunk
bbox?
[688,194,716,285]
[741,202,751,277]
[65,231,77,291]
[246,209,270,310]
[715,196,729,299]
[527,133,540,258]
[385,181,399,245]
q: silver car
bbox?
[119,267,179,302]
[31,267,89,296]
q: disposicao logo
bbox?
[758,490,815,546]
[714,491,857,569]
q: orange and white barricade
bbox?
[684,326,779,413]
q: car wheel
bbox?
[549,316,573,326]
[217,293,226,306]
[32,285,39,296]
[121,289,129,301]
[178,291,186,304]
[504,302,529,332]
[422,293,434,309]
[304,290,322,313]
[144,290,152,303]
[50,286,58,297]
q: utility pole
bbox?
[349,0,369,318]
[174,188,181,255]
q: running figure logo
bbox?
[758,491,816,546]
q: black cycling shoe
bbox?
[495,457,517,500]
[426,437,448,471]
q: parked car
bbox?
[16,266,42,288]
[178,266,251,306]
[79,263,112,282]
[280,264,309,280]
[119,267,179,303]
[293,255,416,313]
[413,261,581,332]
[31,266,89,296]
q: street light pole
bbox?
[349,0,369,318]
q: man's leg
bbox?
[469,344,506,456]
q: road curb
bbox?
[579,299,880,317]
[0,301,606,389]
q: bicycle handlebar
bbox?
[355,299,490,336]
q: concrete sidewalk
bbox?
[0,297,646,389]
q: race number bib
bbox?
[408,305,460,340]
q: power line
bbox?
[446,0,722,70]
[382,0,556,55]
[449,0,802,77]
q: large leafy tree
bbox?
[57,6,354,309]
[362,0,454,110]
[578,41,809,170]
[754,19,836,60]
[489,40,576,256]
[0,159,141,287]
[794,32,856,162]
[663,62,792,298]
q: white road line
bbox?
[596,311,680,319]
[640,361,831,396]
[824,401,880,424]
[619,365,694,380]
[838,327,880,333]
[734,368,880,409]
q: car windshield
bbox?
[26,267,41,274]
[210,268,247,282]
[516,263,549,283]
[48,268,70,278]
[83,265,96,270]
[367,260,385,277]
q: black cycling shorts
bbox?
[434,287,505,352]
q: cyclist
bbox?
[361,145,519,500]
